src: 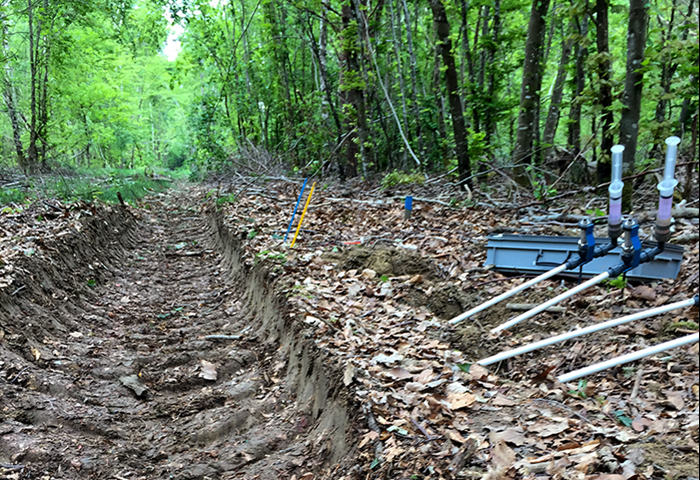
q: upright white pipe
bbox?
[479,297,696,365]
[450,264,567,325]
[490,272,610,334]
[557,333,699,383]
[655,136,681,243]
[608,145,625,234]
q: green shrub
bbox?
[381,170,425,189]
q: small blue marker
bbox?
[284,178,308,242]
[404,196,413,220]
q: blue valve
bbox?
[621,218,642,273]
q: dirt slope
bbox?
[1,191,356,479]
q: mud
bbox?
[322,246,432,278]
[0,193,357,479]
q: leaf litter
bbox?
[212,177,698,479]
[0,177,697,479]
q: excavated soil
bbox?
[322,246,433,278]
[0,192,356,479]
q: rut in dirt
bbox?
[0,191,353,480]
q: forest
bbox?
[0,0,699,479]
[0,0,697,194]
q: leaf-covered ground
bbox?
[212,174,699,479]
[0,174,698,479]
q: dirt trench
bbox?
[0,192,356,479]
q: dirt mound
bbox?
[323,246,431,278]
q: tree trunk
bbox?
[484,0,501,149]
[684,112,697,201]
[2,16,25,169]
[675,0,696,138]
[619,0,649,209]
[512,0,550,185]
[596,0,614,183]
[388,0,410,143]
[567,11,588,172]
[433,48,448,167]
[649,0,679,160]
[541,22,572,164]
[26,0,39,171]
[431,0,472,188]
[400,0,422,153]
[338,0,369,178]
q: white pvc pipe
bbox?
[450,264,567,325]
[490,272,610,333]
[557,333,699,383]
[479,297,696,366]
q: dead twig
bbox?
[630,368,644,399]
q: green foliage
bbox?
[381,171,425,189]
[527,166,557,201]
[0,188,31,206]
[0,0,692,190]
[216,193,237,205]
[44,169,171,204]
[255,250,288,263]
[568,379,589,399]
[605,275,628,290]
[614,410,633,427]
[585,207,606,217]
[666,320,699,332]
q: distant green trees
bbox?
[0,0,191,172]
[1,0,697,193]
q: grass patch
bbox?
[381,170,425,189]
[666,320,699,332]
[0,167,179,207]
[45,173,170,204]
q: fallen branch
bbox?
[505,160,700,212]
[506,303,567,314]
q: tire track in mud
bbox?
[0,192,356,479]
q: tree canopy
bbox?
[0,0,697,190]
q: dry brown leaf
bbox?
[384,367,412,381]
[468,364,489,380]
[631,285,656,301]
[30,347,41,361]
[527,421,569,437]
[406,274,423,284]
[483,439,516,480]
[199,360,217,381]
[665,392,684,410]
[343,364,355,386]
[585,475,627,480]
[449,392,476,410]
[358,431,378,449]
[413,368,434,384]
[492,394,516,406]
[574,452,597,473]
[490,428,527,446]
[447,429,467,444]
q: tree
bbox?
[619,0,649,209]
[595,0,614,183]
[567,4,588,172]
[430,0,472,189]
[541,20,572,164]
[512,0,551,185]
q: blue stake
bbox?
[404,196,413,220]
[284,178,308,242]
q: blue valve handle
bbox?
[626,222,642,271]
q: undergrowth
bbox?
[0,168,178,207]
[381,170,425,189]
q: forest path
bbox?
[1,189,324,480]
